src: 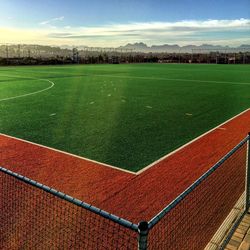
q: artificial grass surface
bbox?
[0,63,250,171]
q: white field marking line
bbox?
[0,73,135,175]
[86,74,250,86]
[0,72,39,79]
[10,69,67,75]
[0,73,55,101]
[9,69,250,86]
[0,133,136,175]
[10,65,250,73]
[1,71,250,175]
[136,108,250,175]
[7,68,250,85]
[0,79,54,102]
[1,109,249,177]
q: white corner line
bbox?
[0,133,136,175]
[1,108,249,177]
[136,108,250,175]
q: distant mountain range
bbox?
[1,43,249,56]
[118,43,250,53]
[60,43,250,53]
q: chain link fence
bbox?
[0,168,138,249]
[1,134,249,249]
[147,136,249,249]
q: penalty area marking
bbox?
[0,79,55,102]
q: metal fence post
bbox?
[138,221,149,250]
[245,133,250,211]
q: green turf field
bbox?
[0,63,250,171]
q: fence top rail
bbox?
[1,134,249,233]
[0,166,138,232]
[148,135,249,229]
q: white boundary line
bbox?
[0,73,135,175]
[136,108,250,175]
[0,133,136,175]
[8,69,250,86]
[83,74,250,86]
[0,79,54,102]
[1,71,250,175]
[1,108,249,176]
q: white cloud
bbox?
[39,16,64,26]
[1,19,249,47]
[46,18,250,40]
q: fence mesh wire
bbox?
[0,138,249,249]
[0,171,137,250]
[147,140,248,250]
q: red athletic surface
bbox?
[1,109,250,223]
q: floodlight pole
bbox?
[243,52,246,64]
[18,44,21,58]
[6,44,9,59]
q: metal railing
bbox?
[1,133,249,249]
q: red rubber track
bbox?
[1,109,250,223]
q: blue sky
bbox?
[0,0,249,46]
